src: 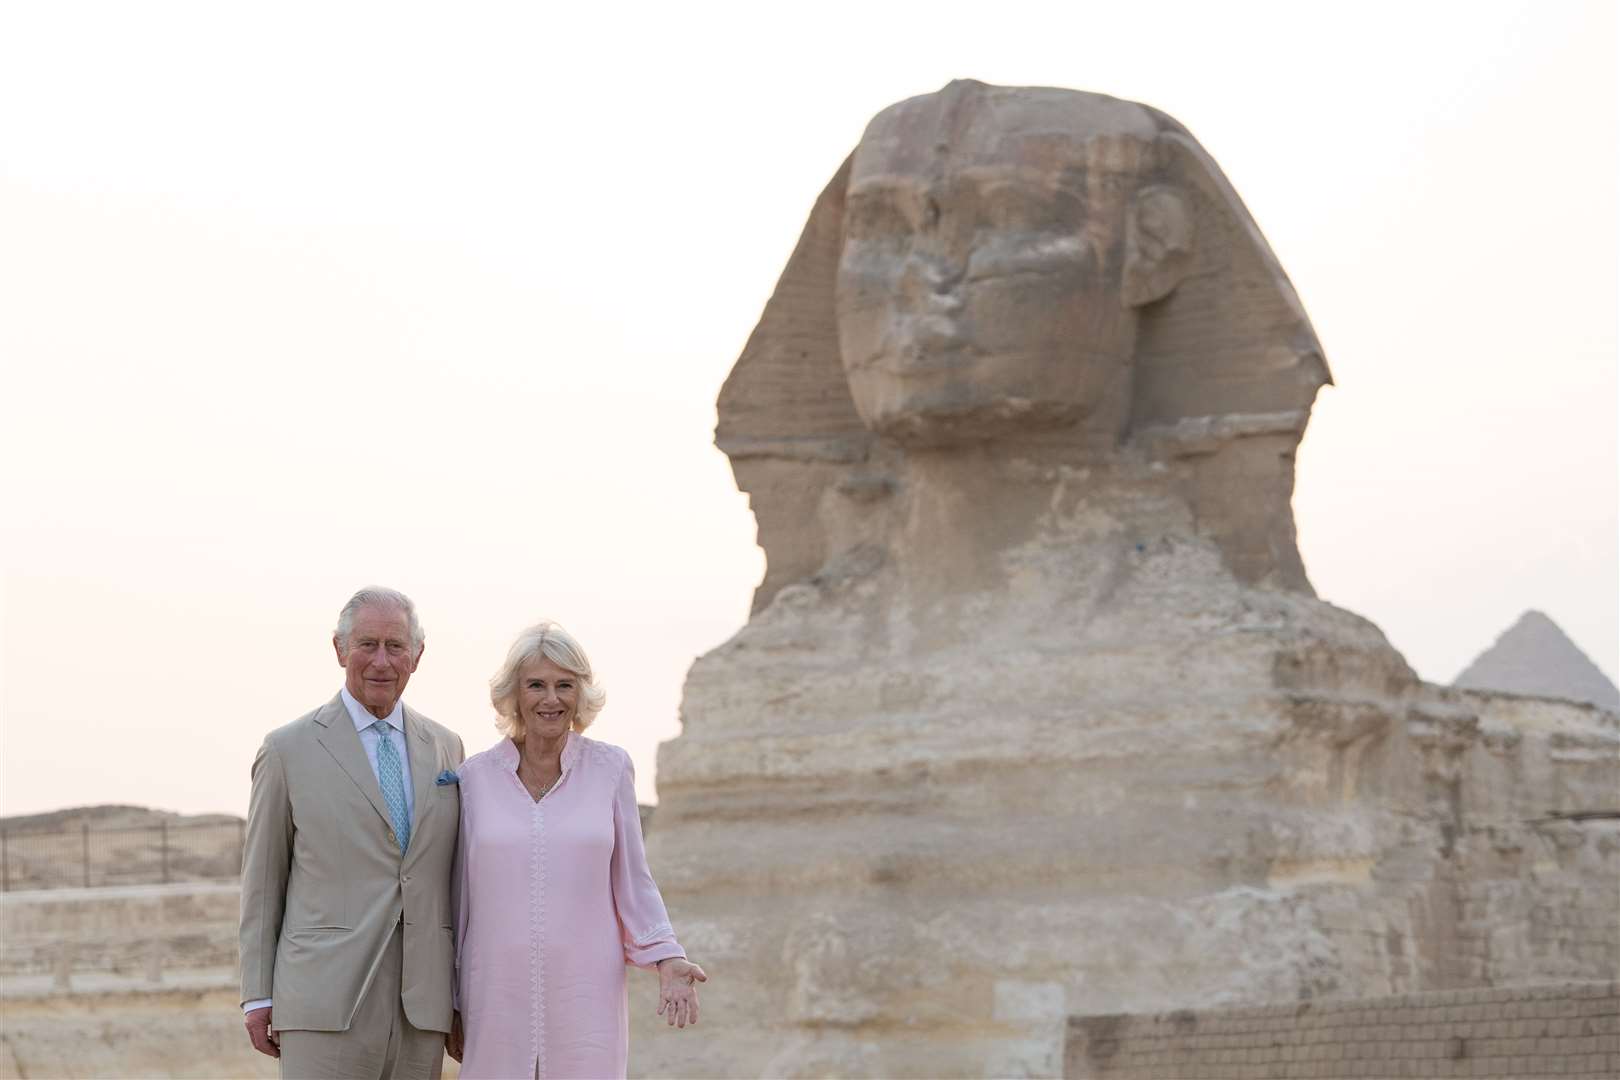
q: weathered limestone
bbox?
[0,883,474,1080]
[0,884,265,1080]
[0,987,277,1080]
[633,81,1620,1077]
[1,882,240,992]
[716,80,1328,609]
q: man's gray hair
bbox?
[335,586,425,652]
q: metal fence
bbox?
[0,820,245,892]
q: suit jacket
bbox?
[239,693,464,1033]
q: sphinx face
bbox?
[835,86,1159,446]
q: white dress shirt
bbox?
[243,688,415,1015]
[341,686,416,827]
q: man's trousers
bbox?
[277,923,444,1080]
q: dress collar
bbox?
[498,729,582,771]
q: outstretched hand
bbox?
[244,1006,279,1058]
[655,957,707,1028]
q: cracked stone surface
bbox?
[631,80,1620,1078]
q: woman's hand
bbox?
[655,957,707,1028]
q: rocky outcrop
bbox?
[629,81,1620,1078]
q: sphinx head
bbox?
[716,81,1328,606]
[835,81,1195,446]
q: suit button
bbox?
[402,874,411,884]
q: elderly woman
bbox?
[450,620,705,1079]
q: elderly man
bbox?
[240,586,465,1079]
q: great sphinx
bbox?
[632,82,1618,1078]
[718,79,1329,610]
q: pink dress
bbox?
[453,733,685,1079]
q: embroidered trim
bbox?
[530,795,545,1076]
[630,921,676,948]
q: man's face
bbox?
[334,603,421,719]
[835,87,1155,445]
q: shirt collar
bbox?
[340,686,405,734]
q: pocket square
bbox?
[435,769,459,786]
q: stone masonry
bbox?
[1064,981,1620,1079]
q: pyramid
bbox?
[1453,610,1620,711]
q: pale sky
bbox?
[2,1,1615,817]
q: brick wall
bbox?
[1065,982,1618,1079]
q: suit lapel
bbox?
[313,693,394,830]
[404,706,437,845]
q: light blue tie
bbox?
[372,721,411,854]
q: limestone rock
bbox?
[1453,610,1620,711]
[0,986,278,1080]
[717,79,1329,609]
[634,81,1619,1077]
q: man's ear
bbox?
[1122,185,1195,307]
[333,635,346,666]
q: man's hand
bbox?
[446,1010,464,1062]
[655,957,707,1029]
[244,1006,279,1058]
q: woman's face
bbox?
[516,655,580,741]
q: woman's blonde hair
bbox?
[489,620,607,737]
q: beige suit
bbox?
[240,693,464,1036]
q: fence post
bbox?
[161,820,170,884]
[1,829,9,892]
[81,822,91,888]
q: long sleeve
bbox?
[451,771,471,1011]
[239,738,293,1003]
[609,751,685,969]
